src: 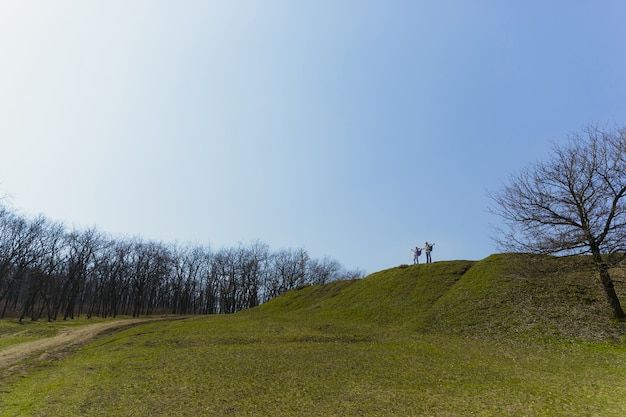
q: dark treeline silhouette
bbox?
[0,203,364,321]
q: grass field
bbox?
[2,254,626,416]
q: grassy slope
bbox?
[6,314,626,417]
[251,254,626,342]
[3,254,626,416]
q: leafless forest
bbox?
[0,204,363,321]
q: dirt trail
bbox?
[0,318,158,371]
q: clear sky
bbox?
[1,1,625,274]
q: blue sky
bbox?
[1,1,625,274]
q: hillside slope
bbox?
[251,254,626,341]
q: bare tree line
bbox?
[0,204,364,321]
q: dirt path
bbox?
[0,318,160,371]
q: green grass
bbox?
[3,254,626,416]
[3,316,626,416]
[263,255,626,342]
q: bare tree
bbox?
[28,218,66,321]
[59,228,106,320]
[308,256,341,285]
[269,248,310,295]
[170,244,206,314]
[237,241,269,310]
[490,125,626,320]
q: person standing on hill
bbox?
[424,242,434,263]
[412,246,422,264]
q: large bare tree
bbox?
[490,125,626,320]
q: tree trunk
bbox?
[595,261,625,321]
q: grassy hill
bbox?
[3,253,626,416]
[251,253,626,342]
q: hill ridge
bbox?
[250,254,626,342]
